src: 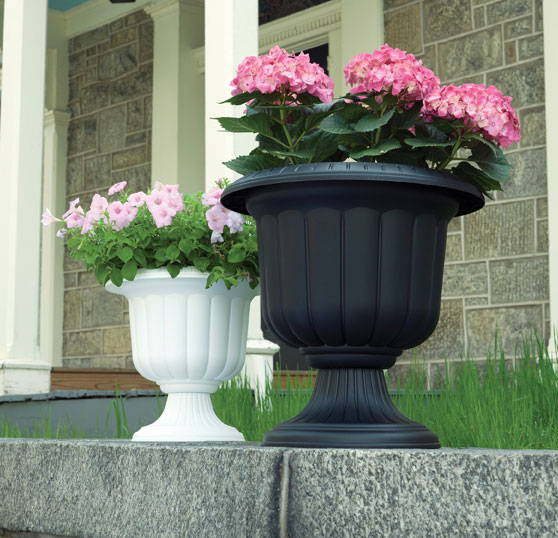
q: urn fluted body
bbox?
[106,268,257,442]
[222,162,484,448]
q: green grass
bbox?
[2,337,558,448]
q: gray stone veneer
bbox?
[386,0,547,386]
[63,10,153,369]
[0,440,557,537]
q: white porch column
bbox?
[204,0,258,185]
[544,0,558,356]
[204,0,279,395]
[146,0,205,193]
[329,0,384,93]
[0,0,51,394]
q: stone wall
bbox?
[63,10,153,368]
[385,0,547,385]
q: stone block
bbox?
[111,164,151,193]
[537,197,548,218]
[465,296,489,306]
[81,287,123,328]
[62,356,129,369]
[419,45,436,73]
[145,95,152,127]
[84,154,112,191]
[438,27,502,81]
[110,63,153,104]
[78,271,99,288]
[487,59,544,108]
[445,233,462,262]
[486,0,532,24]
[520,106,545,148]
[385,3,422,54]
[537,220,549,253]
[64,273,78,289]
[66,157,84,195]
[99,44,138,81]
[111,27,137,48]
[112,146,147,170]
[63,290,81,331]
[500,148,546,199]
[288,448,558,537]
[139,22,154,63]
[518,34,544,60]
[127,98,144,132]
[505,41,517,65]
[98,105,127,153]
[535,0,543,31]
[70,26,109,53]
[411,298,465,359]
[463,201,535,259]
[384,0,416,9]
[489,256,548,304]
[86,46,97,57]
[504,15,532,39]
[80,83,110,115]
[466,305,543,356]
[473,6,485,28]
[69,51,87,77]
[64,248,84,273]
[110,18,125,33]
[442,262,488,297]
[67,116,97,156]
[448,215,462,232]
[103,327,132,355]
[0,441,283,538]
[63,330,103,357]
[126,132,147,146]
[69,76,81,103]
[423,0,472,43]
[126,10,150,26]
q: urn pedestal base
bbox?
[262,368,440,449]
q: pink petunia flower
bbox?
[202,186,224,207]
[128,191,147,207]
[108,181,127,196]
[41,208,60,227]
[63,198,84,220]
[65,211,85,229]
[151,205,173,228]
[108,201,137,230]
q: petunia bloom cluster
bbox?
[230,45,334,103]
[422,84,521,147]
[202,185,244,244]
[344,44,440,102]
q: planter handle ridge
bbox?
[221,163,484,448]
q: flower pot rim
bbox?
[221,161,484,217]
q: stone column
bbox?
[204,0,279,395]
[0,0,51,394]
[146,0,205,193]
[544,0,558,357]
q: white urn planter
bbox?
[106,267,257,442]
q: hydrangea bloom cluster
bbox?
[202,185,244,244]
[344,44,440,102]
[230,45,334,103]
[422,83,521,147]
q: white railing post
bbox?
[0,0,51,394]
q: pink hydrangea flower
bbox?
[422,84,521,147]
[202,186,224,207]
[108,201,137,230]
[108,181,127,196]
[41,208,60,227]
[344,44,440,103]
[128,191,147,207]
[231,45,334,103]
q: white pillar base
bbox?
[0,361,51,396]
[132,393,244,442]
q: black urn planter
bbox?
[222,162,484,448]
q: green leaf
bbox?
[154,248,167,262]
[133,250,147,267]
[404,137,455,148]
[220,91,260,105]
[166,244,180,260]
[215,116,251,133]
[224,153,283,176]
[350,140,402,159]
[117,246,133,263]
[453,162,502,197]
[95,265,111,286]
[122,260,138,281]
[228,245,247,263]
[179,238,194,256]
[215,114,274,138]
[110,267,123,287]
[193,256,211,272]
[319,114,354,134]
[353,109,395,133]
[471,144,512,181]
[417,122,451,142]
[297,130,339,163]
[167,263,181,278]
[463,133,500,155]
